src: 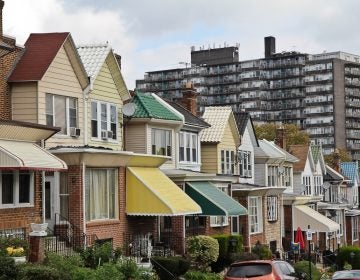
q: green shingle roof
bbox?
[132,92,182,121]
[311,145,321,164]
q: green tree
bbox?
[254,123,309,149]
[324,148,351,166]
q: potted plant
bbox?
[30,217,48,236]
[0,237,29,264]
[6,246,26,263]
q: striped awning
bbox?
[0,139,67,171]
[126,167,201,216]
[185,181,247,216]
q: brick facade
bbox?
[346,215,360,246]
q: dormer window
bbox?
[179,132,198,163]
[91,101,117,141]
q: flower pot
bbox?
[11,256,26,264]
[30,223,48,236]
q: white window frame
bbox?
[221,150,236,175]
[249,196,263,234]
[210,186,229,227]
[151,128,172,156]
[352,216,359,241]
[91,100,118,141]
[267,196,278,222]
[0,171,34,208]
[179,131,198,163]
[334,210,343,237]
[267,166,278,187]
[85,168,118,221]
[303,176,312,195]
[239,150,252,178]
[46,93,78,135]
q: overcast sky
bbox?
[4,0,360,88]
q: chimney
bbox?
[265,36,276,58]
[333,148,340,172]
[275,126,286,149]
[180,82,198,116]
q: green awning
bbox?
[185,181,247,216]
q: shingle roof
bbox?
[311,145,321,164]
[324,165,344,181]
[132,92,182,121]
[234,112,249,135]
[340,162,358,184]
[166,101,210,128]
[288,144,309,171]
[260,140,299,163]
[200,106,235,142]
[8,33,70,82]
[77,44,111,81]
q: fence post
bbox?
[28,227,47,263]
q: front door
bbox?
[45,175,59,230]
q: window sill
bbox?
[0,204,34,209]
[91,138,119,144]
[210,224,229,228]
[86,219,120,227]
[250,231,263,235]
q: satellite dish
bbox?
[123,102,136,117]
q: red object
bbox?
[295,227,305,250]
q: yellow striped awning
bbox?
[126,167,201,216]
[0,139,67,171]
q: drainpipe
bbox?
[83,84,91,146]
[82,162,86,240]
[41,139,46,223]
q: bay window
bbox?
[0,171,33,208]
[239,150,252,177]
[46,94,78,135]
[179,131,198,163]
[85,168,118,221]
[91,101,117,140]
[249,196,262,234]
[151,128,172,156]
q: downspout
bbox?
[83,84,91,146]
[82,161,86,241]
[41,139,46,223]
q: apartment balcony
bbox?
[260,59,306,69]
[345,89,360,98]
[305,89,333,95]
[345,111,360,118]
[345,80,360,87]
[347,143,360,150]
[345,68,360,77]
[351,153,360,160]
[346,100,360,108]
[346,122,360,129]
[347,132,360,139]
[304,79,333,85]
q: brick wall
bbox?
[0,172,42,234]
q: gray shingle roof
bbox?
[166,101,210,128]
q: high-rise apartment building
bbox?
[136,37,360,159]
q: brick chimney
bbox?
[333,148,340,172]
[275,126,286,149]
[180,82,198,116]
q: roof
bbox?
[340,162,359,184]
[77,44,111,82]
[200,106,239,143]
[8,33,69,82]
[166,101,210,128]
[132,92,182,121]
[324,165,344,181]
[234,112,250,135]
[259,139,299,163]
[288,144,310,171]
[311,145,321,164]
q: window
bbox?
[151,128,171,156]
[91,101,117,140]
[267,196,278,222]
[249,196,262,234]
[59,173,69,221]
[302,176,311,195]
[0,171,33,208]
[179,132,198,163]
[352,217,359,241]
[221,150,236,175]
[314,176,322,196]
[267,166,278,187]
[185,216,206,229]
[239,151,252,178]
[85,169,118,221]
[46,94,78,135]
[334,210,343,236]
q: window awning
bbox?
[185,181,247,216]
[293,205,340,232]
[0,139,67,171]
[126,167,201,216]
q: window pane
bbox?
[186,134,191,161]
[2,173,14,204]
[101,104,107,131]
[179,133,184,161]
[110,105,117,139]
[91,102,98,137]
[54,96,67,134]
[191,134,197,162]
[19,173,30,203]
[69,98,77,128]
[46,94,54,126]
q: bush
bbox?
[44,253,84,280]
[18,265,61,280]
[95,262,124,280]
[117,257,141,279]
[186,235,219,272]
[184,270,222,280]
[0,255,18,280]
[293,260,321,280]
[151,256,190,280]
[337,246,360,269]
[251,241,272,260]
[0,237,29,257]
[229,251,259,262]
[80,241,113,268]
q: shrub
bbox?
[337,246,360,269]
[230,251,259,262]
[186,235,219,272]
[117,257,141,279]
[44,253,84,280]
[18,265,61,280]
[0,255,18,280]
[151,256,190,280]
[0,237,29,257]
[293,260,321,280]
[80,241,113,268]
[184,270,222,280]
[251,241,272,260]
[95,262,124,280]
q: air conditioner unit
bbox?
[69,127,81,137]
[101,130,108,140]
[107,130,113,139]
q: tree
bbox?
[254,123,309,149]
[324,148,351,166]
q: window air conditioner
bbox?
[101,130,108,140]
[107,130,113,139]
[69,127,81,137]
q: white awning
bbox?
[0,139,67,171]
[293,205,340,232]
